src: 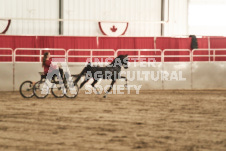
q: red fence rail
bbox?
[14,48,66,62]
[0,48,13,62]
[1,48,226,63]
[67,49,115,63]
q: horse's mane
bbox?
[109,55,124,66]
[85,55,126,67]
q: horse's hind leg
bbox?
[91,79,100,95]
[120,76,128,88]
[104,80,115,98]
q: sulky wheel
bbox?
[33,81,49,99]
[51,83,65,98]
[19,80,34,98]
[64,81,79,98]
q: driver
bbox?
[42,52,65,83]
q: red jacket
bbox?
[44,59,56,74]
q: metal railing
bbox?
[162,49,191,62]
[1,48,226,63]
[67,49,115,63]
[2,48,226,91]
[192,49,226,62]
[116,49,162,62]
[14,48,66,62]
[0,48,13,62]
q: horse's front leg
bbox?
[74,67,86,84]
[120,76,128,88]
[80,78,89,89]
[104,80,116,98]
[74,74,81,84]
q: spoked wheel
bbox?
[51,83,65,98]
[65,82,79,98]
[33,81,49,99]
[19,80,34,98]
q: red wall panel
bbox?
[0,35,37,49]
[197,38,208,49]
[1,35,226,62]
[156,37,191,50]
[98,37,154,50]
[37,36,97,50]
[210,37,226,48]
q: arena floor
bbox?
[0,90,225,151]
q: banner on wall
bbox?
[98,22,129,37]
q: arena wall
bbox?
[1,36,226,91]
[1,62,226,91]
[14,63,43,91]
[0,63,13,91]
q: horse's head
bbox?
[117,54,128,69]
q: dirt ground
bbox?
[0,90,225,151]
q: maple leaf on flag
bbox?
[110,25,117,32]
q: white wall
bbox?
[0,0,59,35]
[188,0,226,36]
[0,0,162,36]
[63,0,161,36]
[163,0,188,36]
[0,0,191,36]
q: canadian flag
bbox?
[98,22,129,37]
